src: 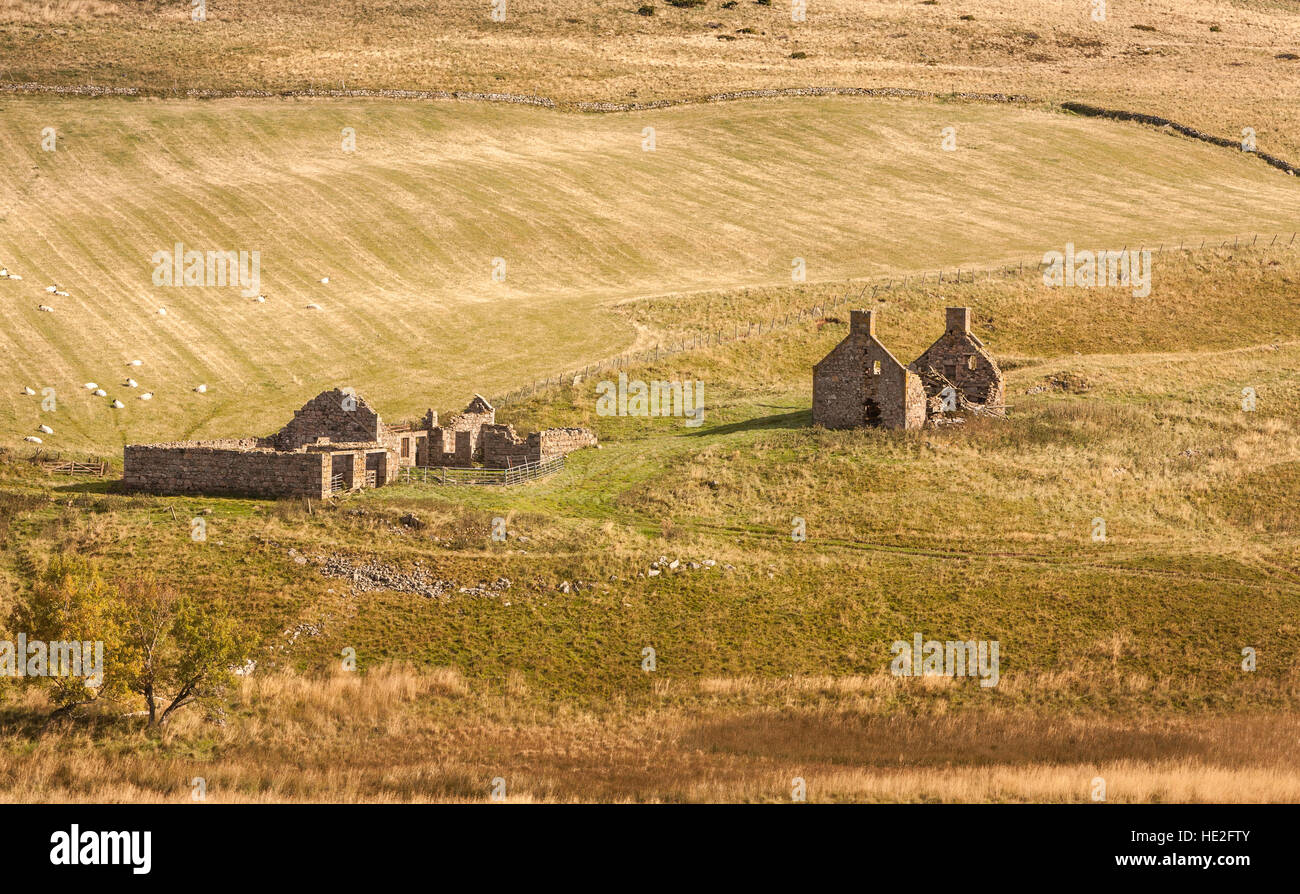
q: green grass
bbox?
[2,95,1298,453]
[2,248,1297,712]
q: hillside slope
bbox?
[1,94,1297,450]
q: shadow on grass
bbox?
[688,410,810,438]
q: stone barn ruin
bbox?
[812,306,1004,430]
[124,387,596,499]
[812,309,926,430]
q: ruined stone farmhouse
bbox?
[813,306,1004,430]
[124,389,596,499]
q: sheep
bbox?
[37,305,54,312]
[54,290,69,297]
[110,399,124,408]
[45,285,57,293]
[37,424,53,434]
[93,389,107,397]
[23,436,42,444]
[194,384,208,394]
[128,360,143,367]
[0,268,9,277]
[125,378,138,388]
[139,392,153,401]
[9,274,22,280]
[83,382,98,390]
[157,307,167,316]
[320,277,330,284]
[22,387,35,395]
[254,295,266,303]
[306,303,321,310]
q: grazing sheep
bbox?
[139,392,153,401]
[93,389,107,397]
[45,285,57,293]
[125,378,138,388]
[37,304,54,312]
[22,387,35,395]
[254,295,266,303]
[55,290,69,297]
[110,399,124,408]
[128,360,143,367]
[320,277,330,284]
[84,382,98,390]
[157,307,167,316]
[0,268,9,277]
[37,424,53,434]
[306,303,321,310]
[9,274,23,280]
[23,436,42,444]
[195,384,208,394]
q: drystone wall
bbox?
[538,428,598,461]
[124,445,328,498]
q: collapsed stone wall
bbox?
[124,445,328,498]
[480,424,538,468]
[911,309,1005,412]
[275,389,382,450]
[426,395,495,466]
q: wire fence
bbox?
[491,232,1299,407]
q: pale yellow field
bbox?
[1,94,1296,451]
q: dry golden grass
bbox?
[2,666,1297,803]
[2,0,1298,159]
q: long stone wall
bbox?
[124,444,329,498]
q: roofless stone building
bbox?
[124,389,595,499]
[812,306,1004,430]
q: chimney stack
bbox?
[850,309,876,338]
[946,306,970,334]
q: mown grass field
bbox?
[3,0,1300,160]
[1,94,1297,451]
[0,246,1296,801]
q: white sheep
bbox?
[55,290,69,297]
[9,274,23,280]
[37,305,54,313]
[37,424,53,434]
[139,392,153,401]
[93,389,107,397]
[157,307,167,316]
[22,387,35,395]
[0,268,9,277]
[195,384,208,393]
[45,285,57,293]
[23,436,42,444]
[320,277,330,284]
[110,399,124,408]
[125,378,138,388]
[254,295,266,303]
[306,303,321,310]
[128,360,143,367]
[84,382,98,390]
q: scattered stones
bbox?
[317,553,456,600]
